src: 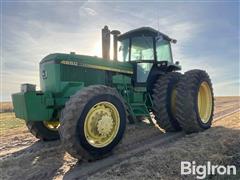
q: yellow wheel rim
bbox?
[43,121,60,131]
[84,102,120,148]
[198,81,213,123]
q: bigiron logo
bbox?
[181,161,236,179]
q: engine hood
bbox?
[40,53,133,75]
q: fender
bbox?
[146,62,181,94]
[146,64,165,95]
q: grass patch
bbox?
[0,112,25,133]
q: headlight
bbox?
[21,84,36,93]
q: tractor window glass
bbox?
[156,39,172,62]
[131,36,154,61]
[137,63,153,83]
[118,39,129,62]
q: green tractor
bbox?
[12,26,214,160]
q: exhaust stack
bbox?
[102,26,111,60]
[111,30,121,61]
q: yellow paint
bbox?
[60,60,133,74]
[84,101,120,148]
[198,81,213,123]
[43,121,60,131]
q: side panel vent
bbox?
[60,65,106,85]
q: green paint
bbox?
[12,27,181,122]
[12,91,54,121]
[12,53,136,121]
[112,74,131,85]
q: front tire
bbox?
[176,70,214,133]
[59,85,126,160]
[26,121,60,141]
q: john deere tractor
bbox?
[12,26,214,160]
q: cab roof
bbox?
[118,27,176,43]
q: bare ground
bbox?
[0,97,239,180]
[0,102,13,113]
[89,112,240,180]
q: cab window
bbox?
[156,39,172,62]
[118,39,129,62]
[131,36,154,61]
[137,63,153,83]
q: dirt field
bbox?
[0,97,239,180]
[0,102,13,113]
[89,112,240,180]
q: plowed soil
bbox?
[0,97,239,180]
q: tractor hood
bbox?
[39,53,133,94]
[40,53,133,74]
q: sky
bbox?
[1,1,239,101]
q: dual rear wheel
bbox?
[176,70,214,133]
[152,69,214,133]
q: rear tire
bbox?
[176,70,214,133]
[152,72,182,132]
[26,121,60,141]
[59,85,126,161]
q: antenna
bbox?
[157,12,160,32]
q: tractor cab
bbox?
[117,27,181,84]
